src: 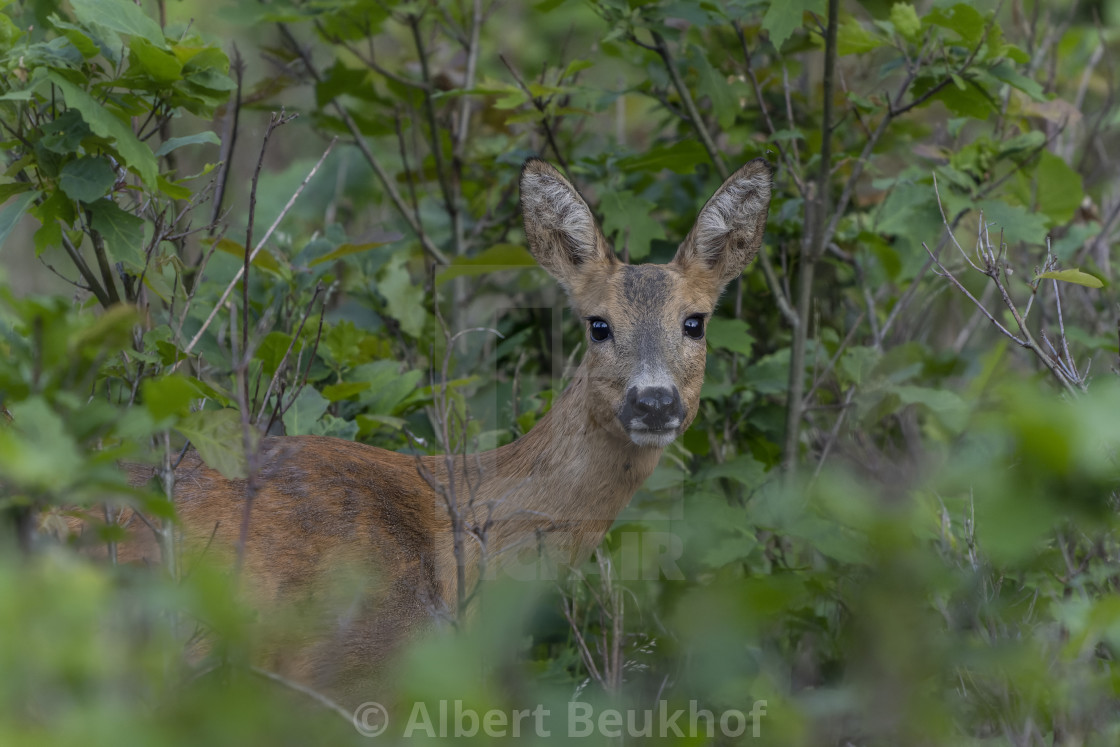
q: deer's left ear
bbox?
[672,159,772,289]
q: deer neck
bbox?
[423,361,665,568]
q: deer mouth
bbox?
[626,425,681,448]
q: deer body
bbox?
[90,159,772,703]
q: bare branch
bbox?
[178,135,334,364]
[276,23,450,265]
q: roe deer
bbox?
[73,158,772,704]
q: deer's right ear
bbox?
[520,159,615,288]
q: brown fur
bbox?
[68,159,772,705]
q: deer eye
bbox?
[589,318,612,342]
[683,315,705,340]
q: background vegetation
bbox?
[2,0,1120,743]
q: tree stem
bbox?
[783,0,838,475]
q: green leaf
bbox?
[0,182,35,203]
[860,231,902,281]
[308,240,390,267]
[377,252,428,338]
[87,199,145,268]
[434,243,536,286]
[691,48,737,130]
[837,346,881,387]
[355,413,407,435]
[70,0,166,47]
[314,61,381,107]
[213,237,284,275]
[0,13,22,53]
[177,408,255,480]
[600,191,665,260]
[322,381,371,402]
[353,361,423,415]
[1036,269,1103,289]
[838,17,885,56]
[697,454,767,487]
[154,131,221,157]
[1000,43,1029,64]
[890,3,921,41]
[254,331,295,378]
[924,3,987,45]
[309,413,358,440]
[999,130,1047,155]
[282,387,329,436]
[314,1,389,41]
[929,79,995,118]
[183,68,237,93]
[70,299,140,355]
[59,157,116,203]
[0,398,82,489]
[55,23,99,58]
[985,60,1046,102]
[894,385,970,433]
[141,374,205,421]
[157,175,192,200]
[976,199,1049,246]
[762,0,826,49]
[1034,151,1083,226]
[32,218,63,258]
[0,191,38,251]
[320,320,389,368]
[37,110,90,155]
[129,37,182,82]
[51,76,158,188]
[560,59,593,79]
[30,190,74,256]
[706,317,754,356]
[178,45,231,74]
[617,141,708,175]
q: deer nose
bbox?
[636,389,676,414]
[624,385,682,430]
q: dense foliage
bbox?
[2,0,1119,743]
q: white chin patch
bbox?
[629,430,679,448]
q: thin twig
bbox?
[812,386,856,480]
[927,175,1085,394]
[648,31,728,178]
[255,283,325,425]
[923,241,1023,344]
[455,0,483,152]
[733,21,807,198]
[88,226,121,305]
[783,0,838,474]
[276,23,449,265]
[178,134,333,363]
[499,54,570,175]
[637,25,793,329]
[408,14,462,256]
[60,233,111,307]
[249,666,355,723]
[803,311,865,405]
[243,111,294,368]
[268,302,326,432]
[209,47,244,235]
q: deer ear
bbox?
[673,159,772,290]
[520,159,615,288]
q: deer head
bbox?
[519,159,772,449]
